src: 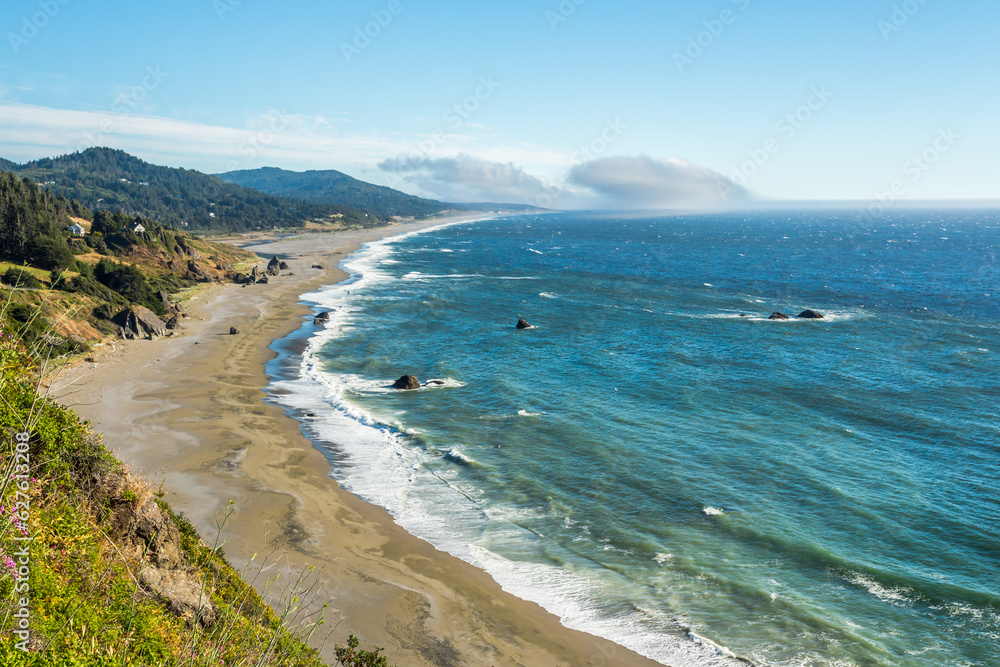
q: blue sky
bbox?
[0,0,996,207]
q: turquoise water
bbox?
[267,211,1000,666]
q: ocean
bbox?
[265,210,1000,666]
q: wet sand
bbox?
[51,216,663,667]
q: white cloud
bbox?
[0,103,412,173]
[379,153,556,203]
[569,155,747,208]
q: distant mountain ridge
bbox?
[219,166,450,219]
[6,148,381,232]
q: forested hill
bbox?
[0,157,16,171]
[219,166,449,219]
[9,148,381,232]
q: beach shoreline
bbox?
[50,215,662,667]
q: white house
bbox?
[129,222,146,233]
[68,223,85,236]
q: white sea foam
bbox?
[704,507,725,516]
[653,553,672,564]
[539,292,558,299]
[517,409,543,417]
[444,449,475,466]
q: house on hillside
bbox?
[68,223,86,237]
[129,222,146,233]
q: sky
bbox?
[0,0,997,208]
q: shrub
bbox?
[2,267,41,289]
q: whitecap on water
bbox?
[703,507,725,516]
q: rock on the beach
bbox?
[312,264,324,269]
[256,274,269,284]
[768,312,790,321]
[516,318,533,329]
[279,261,289,271]
[113,306,168,340]
[392,375,421,390]
[797,309,825,319]
[165,315,180,330]
[229,327,240,335]
[267,256,281,276]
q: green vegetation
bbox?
[219,167,449,220]
[0,300,396,665]
[1,170,261,339]
[2,268,42,290]
[13,148,387,233]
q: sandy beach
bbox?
[50,216,662,667]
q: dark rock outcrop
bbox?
[165,315,180,330]
[768,312,790,320]
[187,260,210,282]
[111,493,216,627]
[233,272,248,284]
[267,256,281,276]
[424,379,446,386]
[256,274,269,284]
[279,261,289,271]
[312,264,324,269]
[392,375,421,390]
[797,309,825,319]
[113,307,168,340]
[158,290,172,311]
[516,318,533,329]
[229,327,240,335]
[313,311,330,325]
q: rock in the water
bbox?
[113,307,168,340]
[392,375,421,390]
[229,327,240,335]
[314,311,330,322]
[797,309,825,319]
[516,318,533,329]
[739,313,749,317]
[768,312,790,320]
[279,261,289,271]
[267,256,281,276]
[424,379,446,386]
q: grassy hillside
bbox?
[13,148,385,233]
[0,322,361,665]
[219,167,448,220]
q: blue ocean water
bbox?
[266,210,1000,666]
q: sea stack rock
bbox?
[267,256,281,276]
[393,375,421,390]
[314,311,331,325]
[516,318,533,329]
[768,312,790,320]
[797,309,825,319]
